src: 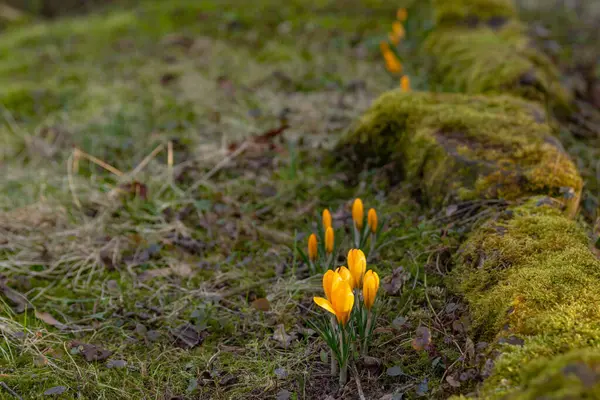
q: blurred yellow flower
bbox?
[380,40,390,54]
[352,198,364,230]
[325,227,334,254]
[397,8,408,22]
[314,271,355,325]
[383,51,403,74]
[347,249,366,289]
[308,233,318,261]
[401,75,411,92]
[322,209,332,230]
[392,21,405,40]
[363,270,380,310]
[368,208,378,233]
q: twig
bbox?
[0,382,23,400]
[67,152,83,210]
[129,143,165,177]
[351,363,366,400]
[187,141,249,193]
[72,147,124,177]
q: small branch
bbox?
[0,382,23,400]
[351,363,366,400]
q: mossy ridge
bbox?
[340,90,581,214]
[425,1,571,110]
[433,0,517,26]
[450,199,600,398]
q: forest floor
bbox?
[1,1,599,399]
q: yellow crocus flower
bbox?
[308,233,318,261]
[384,51,403,74]
[322,209,332,230]
[363,270,380,310]
[325,227,334,254]
[336,266,353,286]
[397,8,408,22]
[368,208,378,233]
[347,249,366,289]
[314,271,355,325]
[352,198,364,230]
[392,21,405,40]
[401,75,411,92]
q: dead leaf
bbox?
[0,281,32,313]
[106,359,127,369]
[228,123,289,153]
[251,298,270,312]
[446,375,461,388]
[171,323,207,349]
[411,326,432,351]
[35,311,68,330]
[465,337,475,362]
[138,264,193,282]
[115,181,148,200]
[43,386,67,395]
[69,341,112,362]
[382,267,410,296]
[276,389,292,400]
[272,324,295,349]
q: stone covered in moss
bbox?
[339,90,581,214]
[452,199,600,398]
[425,0,570,109]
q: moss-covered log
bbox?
[452,199,600,398]
[339,90,581,215]
[424,0,571,110]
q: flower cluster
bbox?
[381,8,411,91]
[305,199,380,274]
[312,248,380,386]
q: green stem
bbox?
[369,232,375,259]
[353,225,360,248]
[329,316,338,377]
[362,311,372,357]
[339,362,348,387]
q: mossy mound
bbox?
[433,0,516,27]
[425,1,571,110]
[451,199,600,398]
[339,90,581,214]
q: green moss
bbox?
[425,2,571,110]
[433,0,517,26]
[450,199,600,398]
[339,91,581,213]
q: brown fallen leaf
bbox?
[411,326,432,351]
[138,264,193,282]
[0,280,32,313]
[69,341,112,362]
[35,310,68,330]
[251,298,270,312]
[171,323,207,349]
[272,324,295,349]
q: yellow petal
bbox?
[401,75,411,92]
[325,227,334,254]
[336,266,352,286]
[331,280,354,325]
[397,8,408,21]
[363,270,380,310]
[352,198,364,229]
[308,233,318,261]
[322,209,332,230]
[348,249,366,289]
[380,40,390,54]
[314,297,336,316]
[368,208,378,233]
[322,270,338,302]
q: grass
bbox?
[0,1,484,399]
